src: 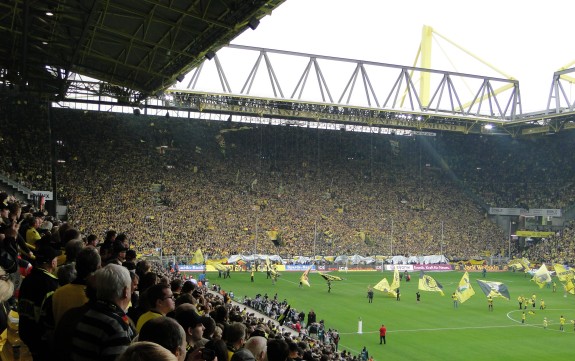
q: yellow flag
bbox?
[373,277,395,296]
[191,248,204,264]
[390,267,400,290]
[300,265,312,287]
[455,271,475,303]
[553,264,574,282]
[318,272,343,281]
[208,262,227,272]
[418,271,444,296]
[564,279,575,295]
[531,264,552,288]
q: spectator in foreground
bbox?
[117,341,177,361]
[138,316,187,361]
[70,264,135,361]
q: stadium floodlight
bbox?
[484,124,493,130]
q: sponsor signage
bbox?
[32,190,54,201]
[413,264,453,271]
[285,265,317,271]
[489,207,562,217]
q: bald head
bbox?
[245,336,267,361]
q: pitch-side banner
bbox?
[384,264,452,271]
[489,208,561,217]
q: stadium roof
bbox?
[0,0,286,101]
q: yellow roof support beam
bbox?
[420,25,433,107]
[414,25,516,111]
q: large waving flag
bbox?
[531,264,552,288]
[265,257,278,276]
[300,265,312,287]
[564,279,575,295]
[191,248,205,264]
[508,257,531,272]
[476,279,510,300]
[553,264,574,282]
[208,261,227,272]
[373,277,396,296]
[418,271,444,296]
[390,267,400,290]
[318,272,343,281]
[455,271,475,303]
[518,258,531,272]
[264,257,271,271]
[278,305,290,325]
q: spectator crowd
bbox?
[1,103,575,361]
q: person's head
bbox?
[86,234,98,247]
[65,239,85,263]
[75,245,102,280]
[117,341,177,361]
[175,292,195,307]
[245,336,267,361]
[202,315,217,339]
[205,339,228,361]
[135,259,152,276]
[139,271,159,293]
[213,325,223,340]
[32,211,45,228]
[57,263,77,286]
[34,245,62,271]
[266,338,288,361]
[0,202,9,218]
[130,271,139,294]
[125,249,137,263]
[139,317,187,361]
[173,303,206,344]
[224,322,247,350]
[171,278,183,293]
[104,230,117,243]
[213,304,228,324]
[286,340,300,360]
[113,240,129,260]
[95,264,131,310]
[181,280,196,294]
[60,227,84,250]
[8,201,21,220]
[147,283,175,315]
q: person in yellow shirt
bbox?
[559,315,565,331]
[521,311,526,324]
[452,292,458,308]
[25,212,44,247]
[136,284,176,333]
[517,295,524,310]
[539,299,545,310]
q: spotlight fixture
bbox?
[205,51,216,60]
[176,74,185,82]
[248,17,260,30]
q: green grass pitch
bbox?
[206,270,574,361]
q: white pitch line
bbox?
[339,324,521,335]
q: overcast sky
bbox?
[230,0,575,113]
